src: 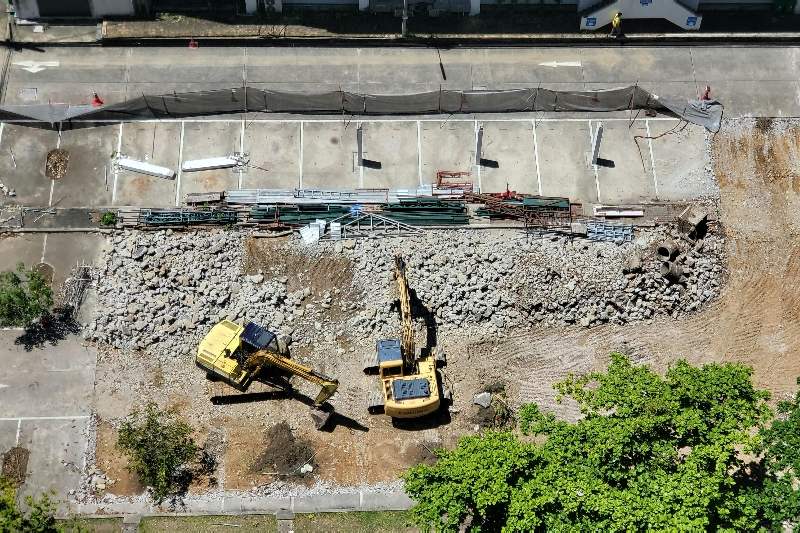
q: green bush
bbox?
[0,263,53,327]
[0,475,59,532]
[100,211,118,226]
[116,404,199,504]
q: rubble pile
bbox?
[88,222,726,354]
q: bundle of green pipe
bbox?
[249,204,350,225]
[380,200,470,226]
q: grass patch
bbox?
[59,517,123,532]
[294,511,418,532]
[140,514,276,532]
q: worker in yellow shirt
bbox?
[610,12,622,37]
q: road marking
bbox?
[0,416,91,422]
[646,119,659,198]
[15,419,20,445]
[239,119,244,189]
[0,384,8,389]
[417,120,422,186]
[13,60,59,73]
[588,120,601,203]
[532,119,542,195]
[474,120,481,190]
[40,234,46,263]
[298,121,303,189]
[538,61,581,68]
[175,121,184,207]
[113,122,123,205]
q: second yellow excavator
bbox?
[363,252,446,419]
[196,319,339,429]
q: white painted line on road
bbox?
[417,120,422,186]
[475,120,481,191]
[0,416,91,422]
[538,61,581,68]
[4,117,683,125]
[532,119,542,196]
[0,384,7,389]
[40,234,46,264]
[15,419,20,445]
[588,120,601,203]
[175,121,184,207]
[239,119,244,189]
[299,121,304,189]
[112,121,123,206]
[646,119,658,198]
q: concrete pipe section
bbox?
[657,240,680,262]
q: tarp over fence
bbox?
[0,85,722,132]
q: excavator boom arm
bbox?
[244,349,340,406]
[395,254,416,370]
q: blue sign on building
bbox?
[686,16,697,26]
[586,17,597,26]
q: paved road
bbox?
[1,45,798,117]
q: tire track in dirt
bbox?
[463,122,800,416]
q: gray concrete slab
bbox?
[4,82,128,107]
[301,121,359,190]
[242,121,300,190]
[41,233,106,289]
[595,120,657,204]
[419,120,476,184]
[0,125,58,208]
[19,418,89,508]
[222,495,291,513]
[129,47,244,84]
[358,48,472,92]
[580,48,695,84]
[116,121,179,207]
[698,80,800,118]
[478,121,538,195]
[293,493,360,513]
[0,234,45,273]
[534,121,597,206]
[361,121,420,189]
[53,125,118,208]
[473,48,584,86]
[0,420,18,456]
[0,331,95,418]
[179,122,242,199]
[360,491,415,511]
[691,46,796,82]
[650,122,713,201]
[246,48,358,85]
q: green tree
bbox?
[0,475,59,532]
[748,377,800,530]
[0,263,53,327]
[116,404,199,504]
[403,353,773,532]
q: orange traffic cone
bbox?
[189,37,199,50]
[91,92,104,106]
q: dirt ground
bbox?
[90,120,800,498]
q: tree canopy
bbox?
[0,263,53,327]
[116,404,199,504]
[0,475,58,532]
[403,353,780,532]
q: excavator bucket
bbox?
[310,407,333,430]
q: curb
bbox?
[62,490,415,518]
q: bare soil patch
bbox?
[45,149,69,180]
[93,422,144,497]
[2,446,29,485]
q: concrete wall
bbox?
[91,0,135,16]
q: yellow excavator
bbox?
[363,252,446,418]
[196,319,339,429]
